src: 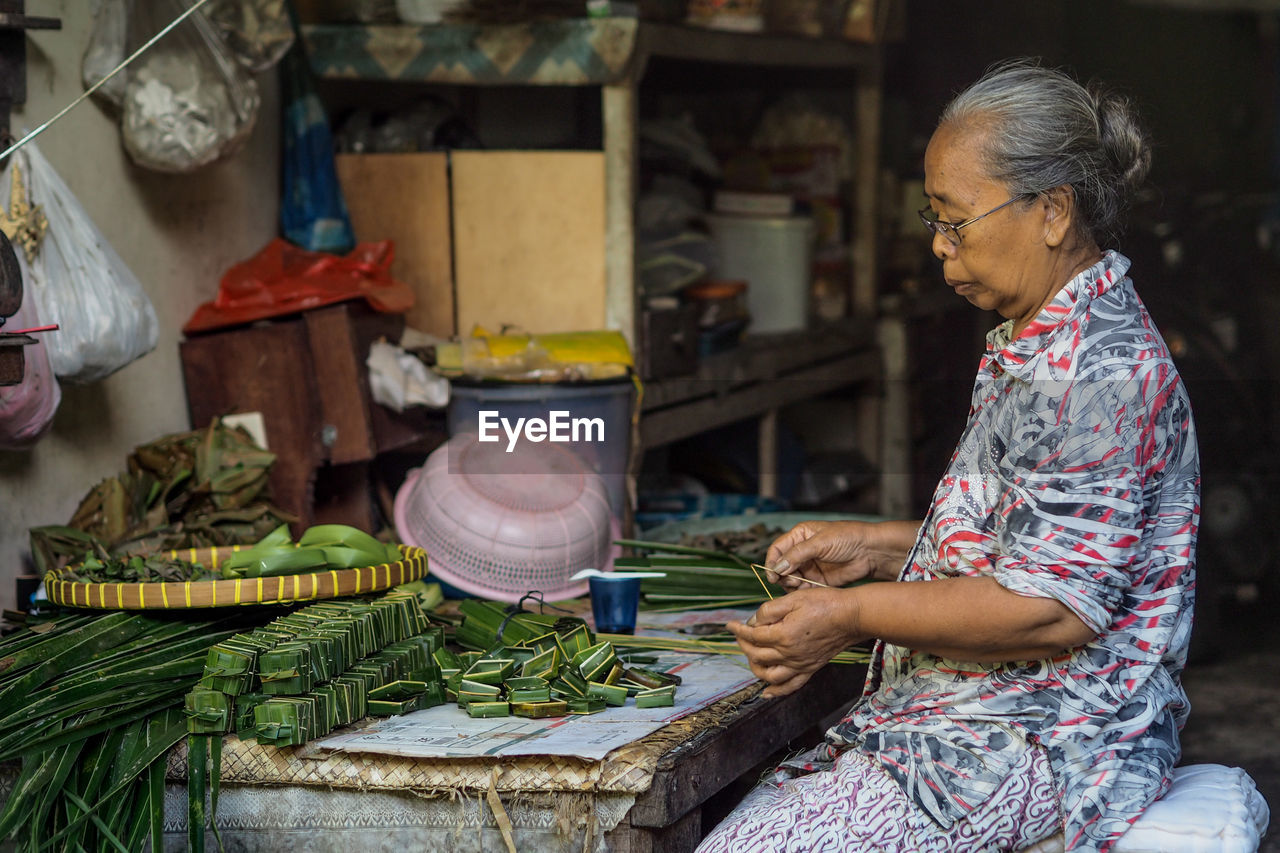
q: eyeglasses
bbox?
[918,194,1032,246]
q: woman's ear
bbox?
[1042,186,1075,247]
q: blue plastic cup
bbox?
[589,575,641,635]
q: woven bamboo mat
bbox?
[168,679,765,795]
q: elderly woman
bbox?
[698,60,1198,853]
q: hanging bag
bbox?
[122,0,261,173]
[82,0,129,108]
[0,290,61,450]
[205,0,295,73]
[11,142,159,383]
[279,13,355,254]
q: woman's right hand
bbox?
[765,519,920,590]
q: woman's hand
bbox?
[765,519,920,591]
[726,589,864,698]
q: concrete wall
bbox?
[0,2,282,609]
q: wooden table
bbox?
[164,660,868,851]
[606,661,867,852]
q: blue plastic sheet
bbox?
[280,39,355,254]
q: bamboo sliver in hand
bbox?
[750,564,833,589]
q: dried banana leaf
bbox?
[30,418,295,576]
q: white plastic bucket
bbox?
[706,213,814,334]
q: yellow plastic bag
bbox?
[435,328,632,382]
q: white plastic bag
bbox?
[82,0,129,109]
[7,142,159,383]
[366,339,450,411]
[122,0,260,173]
[0,286,61,450]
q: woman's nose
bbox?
[932,231,956,260]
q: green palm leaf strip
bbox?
[189,734,208,853]
[0,610,255,852]
[60,790,130,853]
[34,709,189,852]
[148,752,165,853]
[614,539,752,567]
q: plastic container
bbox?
[394,433,617,603]
[684,279,749,329]
[589,575,641,634]
[447,378,633,517]
[706,213,814,334]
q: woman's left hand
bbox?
[726,589,863,699]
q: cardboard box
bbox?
[451,151,607,337]
[335,150,607,339]
[335,152,454,338]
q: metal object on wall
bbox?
[0,225,19,321]
[0,229,32,385]
[0,331,34,385]
[0,2,62,142]
[0,2,60,386]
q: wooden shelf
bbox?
[301,19,876,86]
[636,21,876,70]
[641,320,879,448]
[298,18,908,516]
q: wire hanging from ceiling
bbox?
[0,0,218,163]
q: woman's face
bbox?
[922,121,1064,335]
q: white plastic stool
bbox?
[1020,764,1270,853]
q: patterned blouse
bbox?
[819,251,1200,852]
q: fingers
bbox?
[732,631,782,664]
[739,645,815,698]
[736,639,795,681]
[748,596,794,629]
[768,523,847,584]
[776,572,807,591]
[732,624,806,670]
[761,669,813,698]
[772,535,829,578]
[765,522,822,575]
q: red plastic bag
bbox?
[0,289,62,450]
[183,239,414,334]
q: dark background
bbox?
[882,0,1280,664]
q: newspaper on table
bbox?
[316,609,762,762]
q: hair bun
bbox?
[1094,87,1152,193]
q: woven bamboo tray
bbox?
[43,545,429,610]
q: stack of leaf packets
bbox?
[184,589,445,851]
[185,589,438,745]
[447,599,680,717]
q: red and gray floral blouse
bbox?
[820,251,1199,852]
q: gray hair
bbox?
[939,59,1151,246]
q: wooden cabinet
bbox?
[302,18,911,517]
